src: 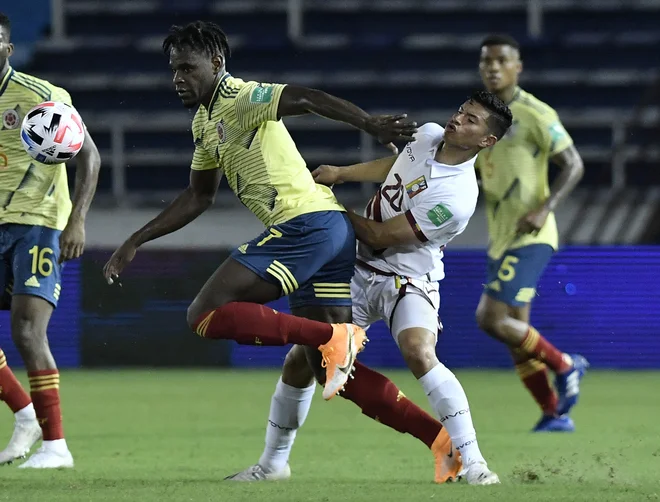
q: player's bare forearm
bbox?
[545,145,584,211]
[277,85,416,151]
[129,189,206,246]
[278,85,370,130]
[68,131,101,224]
[339,156,398,183]
[347,211,418,249]
[130,169,221,247]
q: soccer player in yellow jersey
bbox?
[0,12,101,467]
[104,23,464,465]
[474,34,588,432]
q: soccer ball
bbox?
[20,101,85,165]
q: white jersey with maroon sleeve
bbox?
[357,122,479,282]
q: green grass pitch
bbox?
[1,369,659,501]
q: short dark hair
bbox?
[481,33,520,51]
[470,90,513,140]
[0,12,11,36]
[162,21,231,60]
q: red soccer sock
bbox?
[28,370,64,441]
[192,302,334,347]
[519,326,571,374]
[341,361,442,449]
[0,349,32,413]
[514,358,558,416]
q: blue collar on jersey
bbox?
[207,72,232,119]
[0,66,14,97]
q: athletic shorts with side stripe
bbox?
[230,210,356,309]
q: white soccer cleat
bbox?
[0,420,42,465]
[224,464,291,481]
[460,461,500,485]
[18,446,74,469]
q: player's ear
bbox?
[481,134,498,148]
[212,54,223,74]
[516,59,523,76]
[6,43,13,57]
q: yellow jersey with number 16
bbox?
[475,87,573,260]
[0,67,73,231]
[190,73,344,228]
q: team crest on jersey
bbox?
[2,108,20,130]
[405,175,428,199]
[216,120,225,143]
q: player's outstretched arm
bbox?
[346,212,420,249]
[59,129,101,263]
[311,156,398,186]
[102,168,221,284]
[129,168,220,246]
[277,85,417,154]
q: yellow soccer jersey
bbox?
[0,67,73,231]
[190,73,343,227]
[475,87,573,260]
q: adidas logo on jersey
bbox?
[24,276,41,288]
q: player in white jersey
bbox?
[227,91,513,485]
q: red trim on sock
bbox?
[520,327,571,374]
[28,369,64,441]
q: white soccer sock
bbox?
[15,403,37,424]
[42,438,69,454]
[419,363,486,467]
[258,377,315,473]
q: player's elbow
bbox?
[572,157,585,182]
[194,192,215,210]
[188,186,215,210]
[77,143,101,173]
[88,146,102,173]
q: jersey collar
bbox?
[0,66,14,97]
[426,145,476,178]
[508,86,521,105]
[207,72,232,119]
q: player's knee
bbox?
[282,346,316,388]
[186,300,214,331]
[475,307,491,333]
[11,313,47,357]
[398,329,438,379]
[475,301,500,336]
[186,303,201,331]
[186,296,232,332]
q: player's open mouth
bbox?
[176,89,191,98]
[446,123,458,133]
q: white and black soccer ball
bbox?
[20,101,85,165]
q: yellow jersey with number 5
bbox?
[475,87,573,260]
[0,67,73,231]
[190,73,344,227]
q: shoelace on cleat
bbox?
[320,347,334,369]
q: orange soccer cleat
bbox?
[431,428,462,484]
[319,324,368,400]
